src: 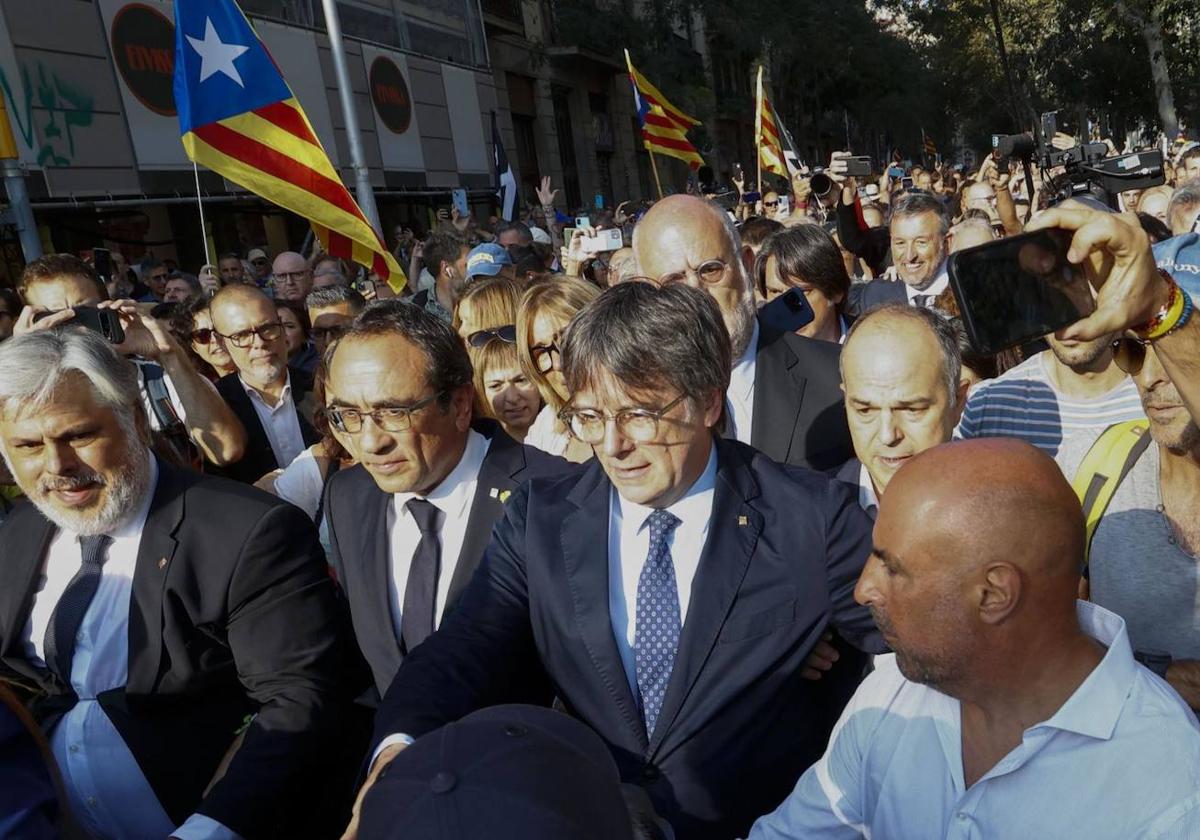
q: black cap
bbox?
[360,705,635,840]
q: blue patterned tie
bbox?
[43,534,113,685]
[634,509,682,739]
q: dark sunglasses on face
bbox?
[763,201,779,208]
[468,325,517,347]
[190,327,215,344]
[1111,336,1151,375]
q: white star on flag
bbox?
[187,17,250,87]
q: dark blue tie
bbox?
[43,534,113,685]
[401,499,441,653]
[634,509,682,739]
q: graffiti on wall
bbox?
[0,60,96,167]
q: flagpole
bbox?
[755,66,763,198]
[192,161,211,266]
[649,148,664,199]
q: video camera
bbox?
[992,111,1164,208]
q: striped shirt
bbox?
[955,352,1145,461]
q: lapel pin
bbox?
[157,557,168,569]
[737,515,748,526]
[489,488,499,498]
[498,489,512,504]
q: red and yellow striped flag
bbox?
[756,66,786,178]
[625,49,704,170]
[173,0,405,291]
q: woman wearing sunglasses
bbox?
[172,296,238,381]
[470,337,543,442]
[517,275,599,462]
[452,274,522,343]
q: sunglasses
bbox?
[190,327,215,344]
[467,325,517,347]
[1111,336,1151,375]
[763,201,779,208]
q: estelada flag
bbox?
[173,0,405,291]
[625,49,704,170]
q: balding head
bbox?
[631,195,756,357]
[855,439,1086,695]
[272,251,312,302]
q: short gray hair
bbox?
[562,282,731,427]
[842,304,963,409]
[306,284,366,312]
[890,191,950,238]
[1168,179,1200,219]
[0,327,144,432]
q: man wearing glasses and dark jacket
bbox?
[209,284,320,483]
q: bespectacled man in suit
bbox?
[342,282,884,840]
[321,300,569,700]
[0,327,347,839]
[629,194,854,472]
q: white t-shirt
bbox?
[273,446,324,519]
[524,404,569,457]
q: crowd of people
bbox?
[2,134,1200,840]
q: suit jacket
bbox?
[325,420,572,699]
[373,437,883,840]
[213,367,320,483]
[846,278,909,318]
[751,323,854,472]
[0,461,346,838]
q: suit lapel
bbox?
[125,461,187,693]
[649,442,762,756]
[751,326,808,463]
[224,378,274,469]
[561,463,647,750]
[361,485,396,644]
[0,515,57,686]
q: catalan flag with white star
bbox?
[755,66,787,178]
[173,0,404,291]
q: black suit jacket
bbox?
[846,278,910,318]
[372,437,883,840]
[751,323,853,472]
[213,367,320,483]
[325,420,572,698]
[0,461,346,838]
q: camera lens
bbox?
[810,173,833,197]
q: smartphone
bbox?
[93,247,112,285]
[948,228,1092,355]
[451,188,469,218]
[575,215,591,229]
[743,191,762,204]
[34,305,126,344]
[594,193,604,210]
[845,155,872,177]
[776,195,790,215]
[759,287,815,335]
[901,176,914,190]
[582,229,623,252]
[887,165,905,180]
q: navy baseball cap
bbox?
[359,705,636,840]
[466,243,513,278]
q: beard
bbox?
[1046,334,1113,368]
[26,455,152,536]
[726,291,758,359]
[870,604,964,692]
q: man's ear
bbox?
[976,562,1021,625]
[741,245,756,280]
[450,383,475,431]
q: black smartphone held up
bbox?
[93,247,112,286]
[844,155,872,177]
[759,287,815,335]
[948,228,1092,355]
[34,305,126,344]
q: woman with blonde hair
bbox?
[470,337,543,442]
[517,275,599,461]
[453,274,522,344]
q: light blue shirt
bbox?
[608,444,718,697]
[746,601,1200,840]
[23,458,239,840]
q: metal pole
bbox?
[192,161,211,266]
[320,0,382,235]
[0,90,40,262]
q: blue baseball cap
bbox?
[1154,233,1200,298]
[466,243,513,278]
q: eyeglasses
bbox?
[653,259,729,287]
[529,340,561,374]
[274,270,309,284]
[468,325,517,347]
[311,325,348,343]
[216,321,284,348]
[325,392,443,434]
[1112,336,1151,375]
[763,201,779,208]
[190,327,215,344]
[559,393,688,444]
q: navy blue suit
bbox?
[846,278,909,318]
[372,437,882,840]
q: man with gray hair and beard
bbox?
[630,194,852,471]
[0,327,348,839]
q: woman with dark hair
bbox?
[169,295,238,381]
[276,299,318,375]
[756,225,852,343]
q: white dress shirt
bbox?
[746,601,1200,840]
[607,444,718,696]
[387,430,491,633]
[856,462,879,520]
[240,372,305,469]
[21,458,238,840]
[904,263,949,307]
[726,318,759,444]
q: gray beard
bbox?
[28,455,152,537]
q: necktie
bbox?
[402,498,442,653]
[912,294,932,308]
[634,509,682,739]
[43,534,113,685]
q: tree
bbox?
[1114,1,1178,139]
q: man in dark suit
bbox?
[0,327,346,839]
[209,284,320,483]
[631,194,852,471]
[322,301,569,698]
[343,283,883,840]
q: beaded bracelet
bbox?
[1137,270,1185,341]
[1152,284,1193,341]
